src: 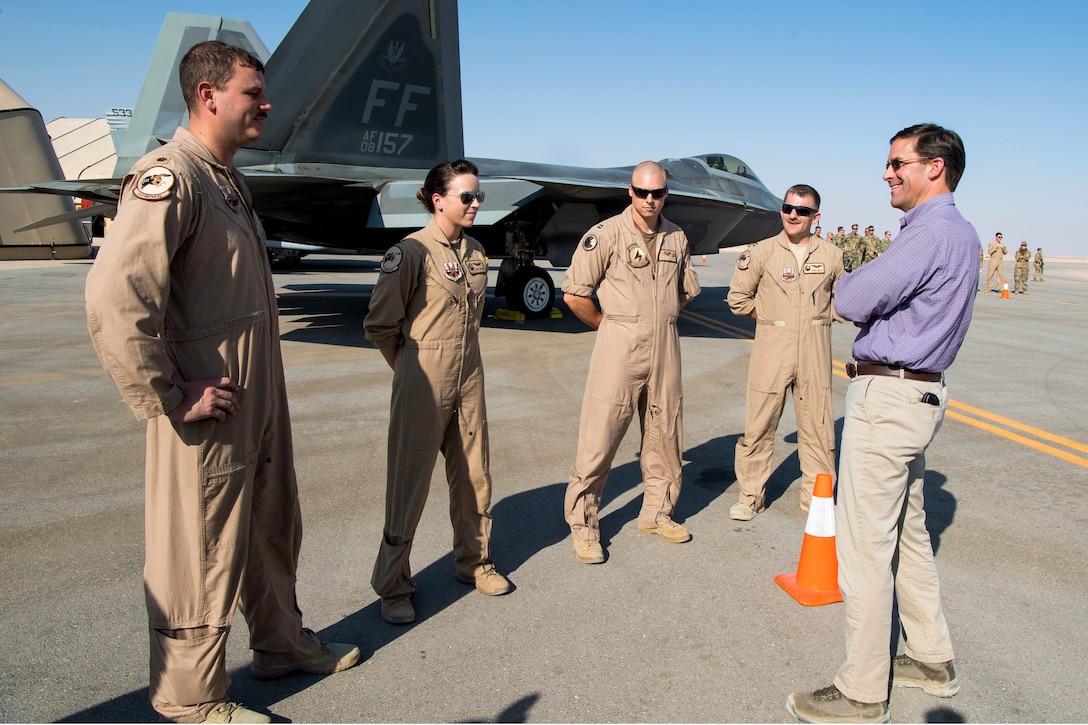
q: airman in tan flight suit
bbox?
[727,184,846,520]
[85,42,358,724]
[364,160,511,626]
[562,161,701,564]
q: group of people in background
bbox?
[80,35,981,725]
[984,231,1044,294]
[813,223,892,270]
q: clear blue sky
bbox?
[2,1,1085,256]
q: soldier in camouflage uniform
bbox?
[859,226,881,266]
[1033,247,1045,281]
[844,224,864,269]
[1014,241,1031,294]
[832,226,846,251]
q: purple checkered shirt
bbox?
[834,193,981,373]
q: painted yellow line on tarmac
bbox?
[945,410,1088,469]
[681,312,1088,468]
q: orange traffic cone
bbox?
[701,254,707,264]
[1000,280,1010,299]
[775,473,842,606]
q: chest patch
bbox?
[466,258,487,274]
[737,250,751,270]
[380,246,403,273]
[660,248,677,262]
[444,261,464,282]
[221,185,242,213]
[781,266,797,283]
[133,166,175,201]
[803,263,825,274]
[627,244,650,268]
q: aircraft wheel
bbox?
[507,266,554,318]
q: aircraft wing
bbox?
[0,179,122,205]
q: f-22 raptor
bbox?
[6,0,783,316]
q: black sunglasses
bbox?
[446,191,485,204]
[631,185,668,199]
[781,203,817,217]
[885,157,930,172]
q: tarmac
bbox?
[1,250,1086,723]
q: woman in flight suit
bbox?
[363,160,511,625]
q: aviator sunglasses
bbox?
[781,203,817,217]
[631,185,668,199]
[446,191,486,204]
[885,157,930,171]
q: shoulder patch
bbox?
[582,234,598,252]
[380,245,403,273]
[736,250,751,270]
[133,166,175,201]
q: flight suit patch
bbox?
[221,185,242,213]
[660,248,677,262]
[737,250,751,270]
[781,267,797,283]
[444,261,463,281]
[466,258,487,274]
[803,263,825,274]
[582,234,598,252]
[380,246,403,273]
[132,166,174,201]
[627,244,650,268]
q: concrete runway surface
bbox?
[1,251,1085,723]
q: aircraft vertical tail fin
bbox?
[250,0,464,170]
[115,13,270,175]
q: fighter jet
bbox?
[1,0,782,316]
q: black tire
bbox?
[507,266,555,318]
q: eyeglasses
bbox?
[885,157,931,171]
[781,204,818,217]
[631,185,668,199]
[446,191,485,204]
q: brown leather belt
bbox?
[846,361,942,383]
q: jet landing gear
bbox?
[495,255,555,318]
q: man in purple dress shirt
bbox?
[788,124,980,724]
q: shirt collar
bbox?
[899,192,955,230]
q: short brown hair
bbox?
[785,184,820,209]
[179,41,264,113]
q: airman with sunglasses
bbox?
[726,184,846,522]
[561,161,700,564]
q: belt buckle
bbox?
[846,361,857,378]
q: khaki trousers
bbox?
[565,317,684,540]
[833,375,955,703]
[145,397,322,722]
[984,258,1004,290]
[734,326,836,510]
[372,351,492,600]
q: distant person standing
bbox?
[844,224,863,269]
[984,232,1007,292]
[727,184,845,520]
[881,230,893,254]
[563,161,700,564]
[1014,241,1031,294]
[364,159,512,626]
[1034,247,1045,281]
[859,225,881,266]
[788,123,978,724]
[84,41,359,723]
